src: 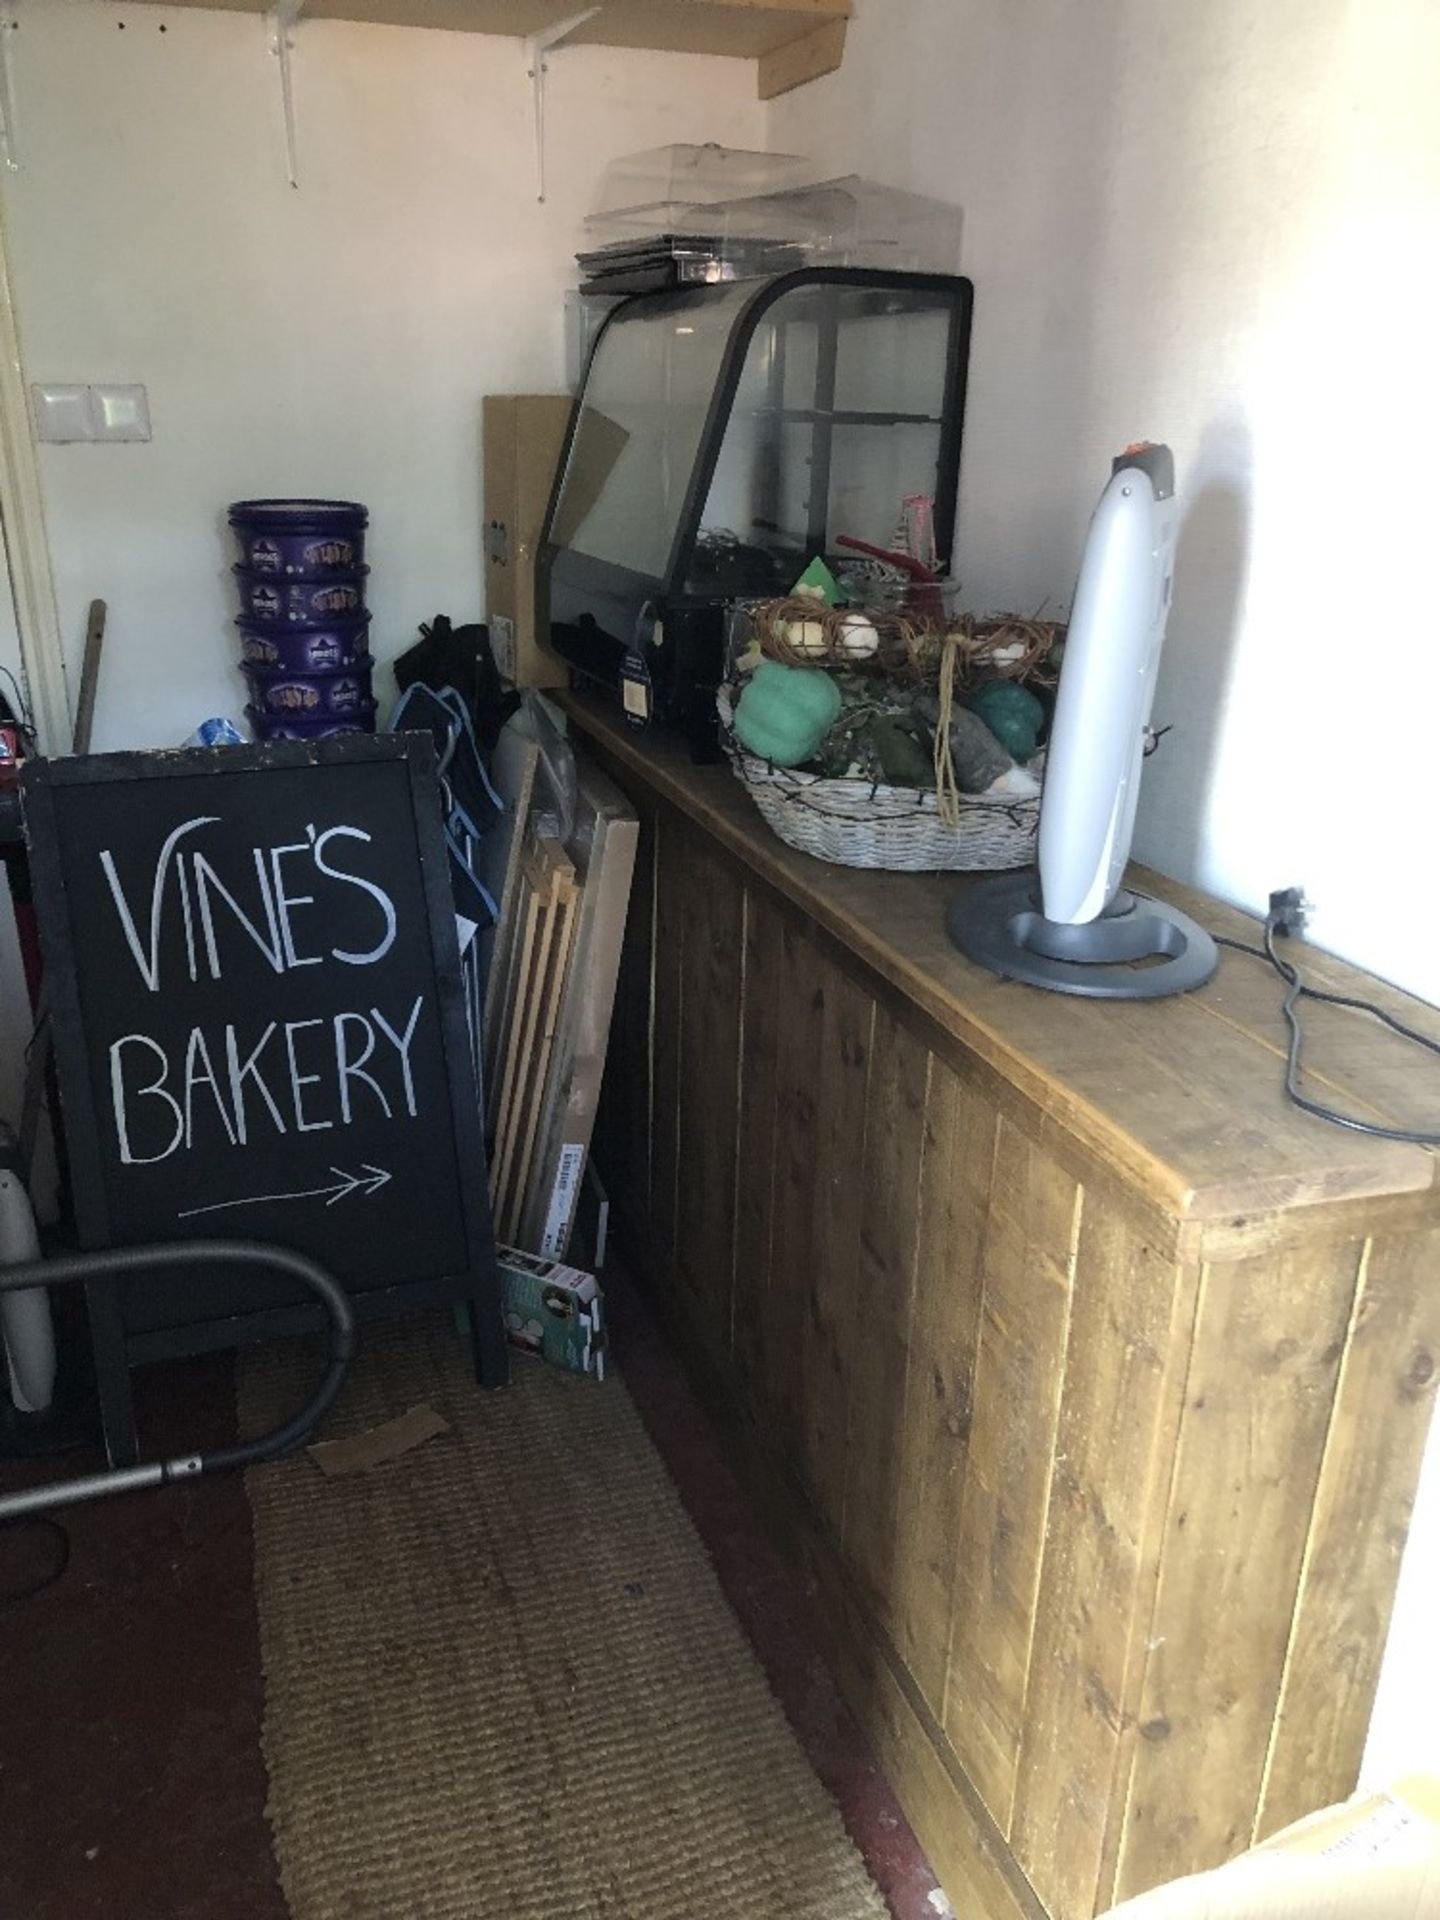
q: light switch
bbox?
[31,383,92,443]
[91,384,151,443]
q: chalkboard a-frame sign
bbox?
[22,733,508,1465]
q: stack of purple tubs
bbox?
[229,499,376,740]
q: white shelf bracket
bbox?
[268,0,306,189]
[0,2,22,174]
[525,7,600,205]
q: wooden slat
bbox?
[673,1305,1047,1920]
[1156,866,1440,1140]
[488,848,549,1186]
[1193,950,1440,1142]
[758,16,846,95]
[141,0,850,63]
[755,905,831,1465]
[592,794,655,1229]
[840,1011,929,1629]
[486,873,538,1129]
[501,866,578,1239]
[480,737,539,1089]
[1256,1226,1440,1837]
[943,1119,1081,1831]
[563,0,849,60]
[648,813,685,1277]
[1189,1185,1440,1264]
[731,886,783,1411]
[1113,1239,1367,1902]
[890,1056,996,1715]
[811,1551,1046,1920]
[1010,1210,1195,1920]
[674,847,745,1357]
[797,961,873,1537]
[490,838,578,1232]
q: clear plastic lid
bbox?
[714,177,963,273]
[584,143,812,239]
[584,147,963,276]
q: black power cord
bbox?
[1216,889,1440,1146]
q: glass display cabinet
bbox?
[540,267,974,748]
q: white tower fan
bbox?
[950,443,1217,998]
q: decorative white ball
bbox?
[785,619,828,657]
[837,613,879,661]
[985,763,1041,798]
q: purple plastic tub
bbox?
[243,664,374,719]
[228,499,368,579]
[246,703,376,741]
[237,616,371,672]
[234,569,368,626]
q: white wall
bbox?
[770,0,1438,1009]
[2,0,764,750]
[768,0,1440,1798]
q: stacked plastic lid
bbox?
[229,499,376,740]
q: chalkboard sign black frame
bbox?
[23,734,508,1465]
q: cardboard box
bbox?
[497,1243,606,1378]
[482,393,574,690]
[1105,1778,1440,1920]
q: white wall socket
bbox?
[31,382,152,444]
[31,383,91,443]
[92,384,151,442]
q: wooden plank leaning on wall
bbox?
[567,697,1440,1920]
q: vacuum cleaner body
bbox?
[0,1240,354,1521]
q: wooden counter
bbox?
[562,691,1440,1920]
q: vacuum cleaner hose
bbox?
[0,1240,355,1519]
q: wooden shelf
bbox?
[128,0,850,96]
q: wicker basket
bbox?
[717,685,1041,873]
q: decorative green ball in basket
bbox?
[718,598,1062,874]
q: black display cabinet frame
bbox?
[541,266,974,746]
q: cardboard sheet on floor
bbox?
[308,1404,451,1476]
[1104,1778,1440,1920]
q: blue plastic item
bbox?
[184,717,247,748]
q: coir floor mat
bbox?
[241,1316,890,1920]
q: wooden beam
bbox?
[110,0,850,59]
[757,15,846,95]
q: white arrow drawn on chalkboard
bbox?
[176,1164,392,1221]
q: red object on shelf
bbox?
[834,534,945,622]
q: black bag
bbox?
[392,615,518,752]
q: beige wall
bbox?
[2,0,764,752]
